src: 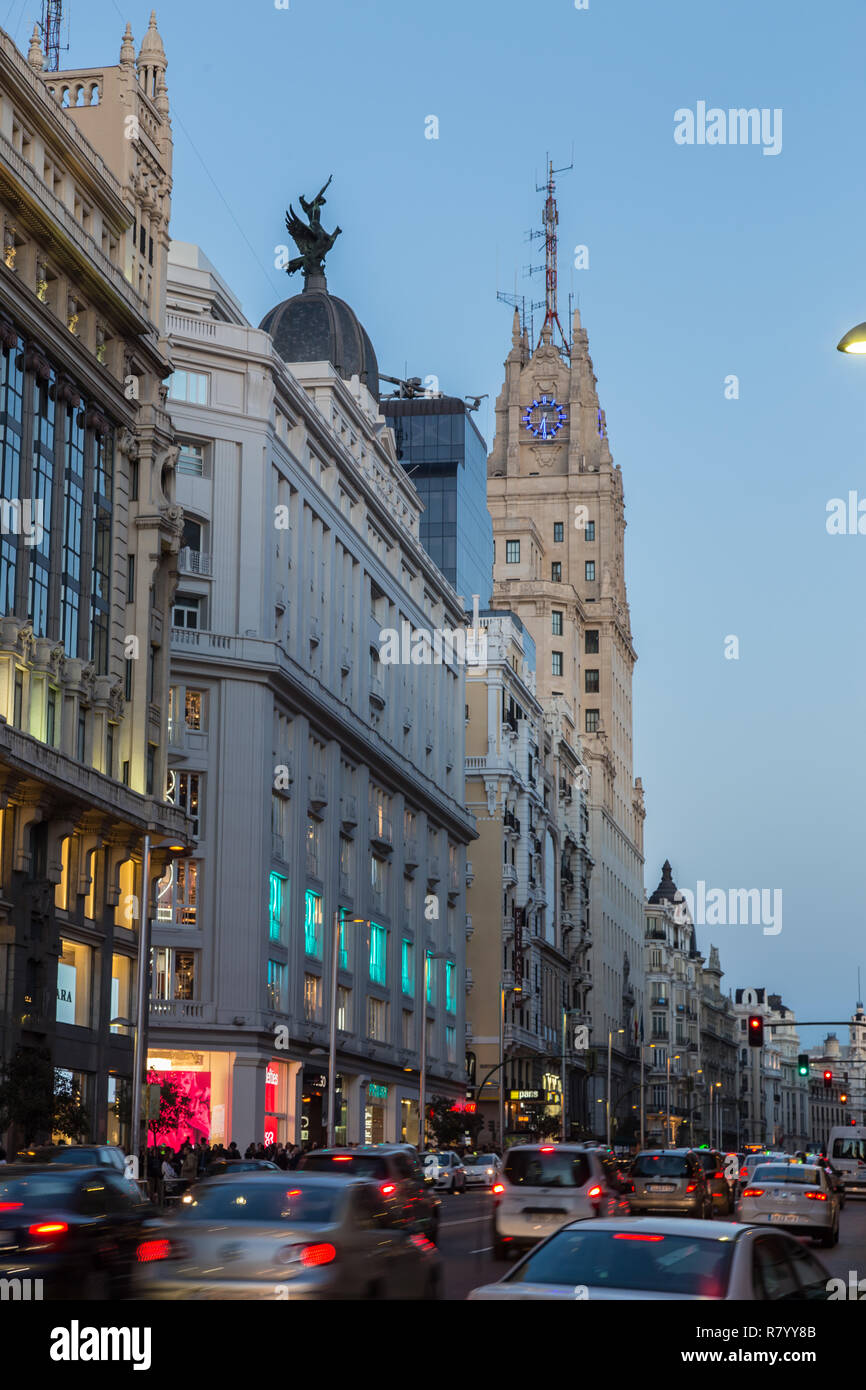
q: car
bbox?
[204,1159,278,1177]
[298,1146,439,1241]
[737,1162,839,1247]
[467,1217,833,1300]
[15,1144,126,1173]
[462,1152,501,1189]
[491,1144,622,1260]
[693,1149,734,1215]
[738,1151,787,1193]
[826,1126,866,1198]
[627,1149,713,1219]
[0,1163,158,1300]
[138,1171,441,1300]
[422,1151,467,1194]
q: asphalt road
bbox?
[437,1189,866,1300]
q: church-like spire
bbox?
[120,22,136,67]
[27,23,43,71]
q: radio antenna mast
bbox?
[528,153,573,357]
[40,0,68,72]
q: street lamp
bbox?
[606,1029,624,1146]
[499,978,522,1153]
[837,322,866,354]
[327,912,369,1148]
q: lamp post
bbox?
[327,912,369,1149]
[419,951,449,1152]
[606,1028,624,1146]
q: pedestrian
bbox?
[181,1145,198,1182]
[276,1145,289,1171]
[288,1144,301,1170]
[228,1141,240,1159]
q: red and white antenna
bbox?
[40,0,67,72]
[529,154,573,356]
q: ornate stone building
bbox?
[0,17,187,1149]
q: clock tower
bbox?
[487,171,646,1115]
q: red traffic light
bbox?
[823,1070,833,1089]
[747,1015,764,1046]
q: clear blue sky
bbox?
[29,0,866,1044]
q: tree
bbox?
[0,1047,90,1148]
[427,1095,484,1150]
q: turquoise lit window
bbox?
[401,938,414,995]
[445,960,456,1012]
[305,889,322,958]
[338,909,349,970]
[369,922,387,985]
[426,951,436,1005]
[269,872,286,942]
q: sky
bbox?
[17,0,866,1046]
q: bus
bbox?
[827,1126,866,1197]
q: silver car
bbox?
[736,1163,839,1247]
[462,1153,501,1189]
[468,1217,832,1300]
[492,1144,619,1259]
[627,1149,712,1218]
[137,1171,440,1300]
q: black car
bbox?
[0,1164,158,1300]
[16,1144,126,1172]
[299,1146,440,1242]
[204,1159,278,1177]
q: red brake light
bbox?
[540,1146,555,1153]
[332,1155,352,1162]
[28,1221,68,1238]
[685,1183,697,1193]
[614,1233,665,1242]
[739,1167,748,1177]
[714,1172,724,1180]
[0,1203,23,1211]
[381,1184,396,1196]
[492,1183,505,1194]
[741,1188,764,1198]
[805,1191,828,1201]
[137,1238,172,1262]
[587,1184,602,1199]
[299,1242,337,1267]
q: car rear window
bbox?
[301,1154,388,1179]
[29,1148,102,1165]
[832,1138,866,1161]
[632,1154,690,1178]
[180,1182,343,1223]
[0,1173,81,1207]
[751,1165,819,1185]
[695,1153,721,1172]
[504,1151,591,1188]
[507,1228,733,1296]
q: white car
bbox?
[736,1162,839,1247]
[462,1153,501,1189]
[468,1217,832,1300]
[423,1151,467,1193]
[492,1144,623,1260]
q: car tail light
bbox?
[28,1221,68,1240]
[739,1167,748,1178]
[0,1203,22,1212]
[137,1238,172,1262]
[410,1233,435,1253]
[614,1233,664,1242]
[741,1188,764,1198]
[492,1183,505,1195]
[299,1242,337,1267]
[805,1191,828,1201]
[540,1146,555,1153]
[621,1181,634,1193]
[332,1155,352,1163]
[587,1184,602,1199]
[714,1172,724,1180]
[685,1183,697,1193]
[380,1184,396,1196]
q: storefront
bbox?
[144,1048,232,1149]
[264,1059,292,1146]
[364,1083,388,1144]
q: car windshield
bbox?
[507,1228,733,1296]
[463,1155,490,1166]
[180,1182,343,1223]
[425,1154,450,1163]
[751,1165,819,1185]
[30,1148,101,1165]
[301,1154,388,1179]
[632,1154,690,1178]
[0,1173,82,1207]
[504,1152,591,1188]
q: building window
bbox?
[152,947,196,1001]
[402,1009,413,1049]
[337,909,350,969]
[585,520,595,541]
[446,1025,457,1062]
[445,960,456,1013]
[304,973,322,1022]
[267,959,286,1011]
[304,889,322,958]
[185,689,205,730]
[585,668,599,693]
[367,996,388,1041]
[426,951,436,1005]
[552,611,563,636]
[177,441,205,476]
[585,561,595,581]
[505,540,520,564]
[553,522,564,543]
[585,709,599,733]
[337,986,351,1032]
[370,922,387,985]
[156,858,199,927]
[168,370,208,404]
[306,818,320,877]
[552,651,563,677]
[401,938,414,996]
[551,562,562,582]
[173,771,201,838]
[269,871,286,942]
[371,854,387,900]
[110,954,133,1033]
[585,629,599,653]
[56,939,92,1026]
[172,594,202,630]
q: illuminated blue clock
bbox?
[522,395,567,440]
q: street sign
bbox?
[574,1024,589,1050]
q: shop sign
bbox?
[368,1083,388,1101]
[510,1089,542,1102]
[304,1072,327,1090]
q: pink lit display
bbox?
[146,1069,211,1149]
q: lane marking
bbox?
[469,1246,493,1254]
[438,1215,490,1229]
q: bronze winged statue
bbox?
[284,175,342,278]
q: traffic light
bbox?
[823,1070,832,1090]
[747,1015,764,1047]
[797,1054,809,1077]
[840,1091,848,1105]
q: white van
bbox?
[828,1126,866,1197]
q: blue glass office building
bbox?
[384,396,494,612]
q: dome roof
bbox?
[139,11,166,60]
[260,277,379,401]
[648,859,679,905]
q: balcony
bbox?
[308,773,327,810]
[272,832,286,861]
[464,913,473,940]
[503,864,518,886]
[370,675,386,709]
[403,837,420,869]
[427,856,441,885]
[340,795,358,829]
[149,999,210,1022]
[339,871,351,897]
[465,860,474,887]
[179,547,213,577]
[370,812,393,851]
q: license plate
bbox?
[648,1184,675,1192]
[769,1213,800,1223]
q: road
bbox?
[437,1189,866,1299]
